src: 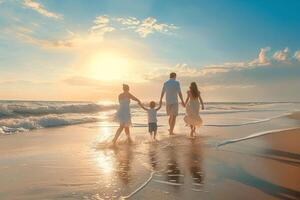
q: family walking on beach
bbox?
[112,72,205,145]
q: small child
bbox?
[139,101,161,141]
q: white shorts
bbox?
[166,103,179,116]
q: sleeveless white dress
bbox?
[116,98,131,127]
[184,97,203,127]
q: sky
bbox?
[0,0,300,102]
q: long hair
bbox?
[190,82,200,98]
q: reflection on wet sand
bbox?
[187,140,204,185]
[148,144,159,171]
[112,145,133,185]
[165,145,183,186]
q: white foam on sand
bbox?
[217,127,300,147]
[205,112,291,127]
[121,171,156,199]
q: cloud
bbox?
[90,15,115,36]
[248,47,270,66]
[145,47,273,81]
[115,17,140,26]
[23,0,62,20]
[135,17,178,38]
[273,47,290,63]
[294,51,300,62]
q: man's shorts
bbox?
[148,123,158,133]
[166,103,179,116]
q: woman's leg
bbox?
[124,127,132,143]
[190,125,193,137]
[192,126,196,137]
[112,125,124,144]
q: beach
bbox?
[0,102,300,199]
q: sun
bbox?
[85,51,133,81]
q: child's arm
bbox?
[199,94,204,110]
[139,102,149,111]
[155,103,162,111]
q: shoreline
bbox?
[0,111,299,199]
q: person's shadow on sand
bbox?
[214,160,300,200]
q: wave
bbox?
[0,115,99,134]
[217,127,300,147]
[0,102,117,118]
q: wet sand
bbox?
[0,113,300,199]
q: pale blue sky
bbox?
[0,0,300,101]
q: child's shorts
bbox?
[148,123,157,133]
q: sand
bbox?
[0,113,299,200]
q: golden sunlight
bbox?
[85,51,133,81]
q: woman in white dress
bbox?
[112,84,141,145]
[184,82,204,138]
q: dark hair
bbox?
[190,82,200,98]
[170,72,176,78]
[123,84,129,91]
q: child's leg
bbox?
[153,130,157,140]
[149,131,153,140]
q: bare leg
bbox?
[192,126,196,137]
[190,125,193,137]
[153,131,157,140]
[112,126,124,144]
[169,115,177,135]
[124,127,132,144]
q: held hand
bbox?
[159,100,162,106]
[181,101,186,108]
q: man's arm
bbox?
[159,84,165,105]
[178,83,185,107]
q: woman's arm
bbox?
[199,95,204,110]
[184,91,190,106]
[129,93,141,103]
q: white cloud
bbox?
[248,47,270,66]
[23,0,62,20]
[145,47,273,80]
[90,15,115,37]
[294,51,300,62]
[135,17,178,38]
[115,17,140,26]
[273,47,289,63]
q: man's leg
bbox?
[169,115,176,135]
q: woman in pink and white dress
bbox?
[184,82,204,138]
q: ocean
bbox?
[1,100,299,135]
